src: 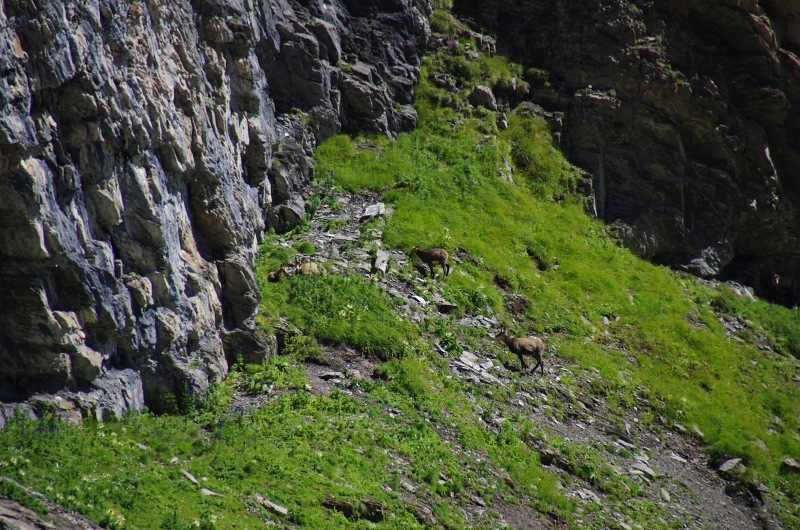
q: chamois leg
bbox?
[518,354,528,372]
[530,358,542,376]
[428,263,436,278]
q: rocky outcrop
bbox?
[455,0,800,295]
[0,0,430,421]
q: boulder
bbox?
[469,85,498,110]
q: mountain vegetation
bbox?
[2,5,800,530]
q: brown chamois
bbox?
[411,246,451,278]
[299,262,327,276]
[267,266,290,282]
[495,327,545,375]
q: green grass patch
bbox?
[3,7,800,530]
[260,269,417,359]
[0,355,577,529]
[312,22,800,525]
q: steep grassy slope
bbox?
[2,10,800,530]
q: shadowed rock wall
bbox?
[455,0,800,299]
[0,0,429,421]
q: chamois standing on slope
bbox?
[496,327,545,376]
[411,246,451,278]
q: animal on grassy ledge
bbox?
[495,327,545,375]
[411,246,451,278]
[267,267,290,282]
[298,262,327,276]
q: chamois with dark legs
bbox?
[496,327,545,375]
[411,246,451,278]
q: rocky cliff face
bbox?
[0,0,429,420]
[455,0,800,298]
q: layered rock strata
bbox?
[0,0,429,421]
[455,0,800,297]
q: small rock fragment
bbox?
[576,488,601,504]
[460,351,480,364]
[323,494,385,522]
[691,425,705,439]
[181,469,199,486]
[616,438,636,450]
[201,488,223,497]
[719,458,742,473]
[411,294,428,306]
[319,371,345,380]
[660,488,671,502]
[630,461,656,479]
[408,503,436,526]
[781,458,800,473]
[256,493,289,516]
[169,456,179,465]
[373,250,390,274]
[400,480,416,492]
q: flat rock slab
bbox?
[719,458,742,473]
[361,203,386,220]
[201,488,223,497]
[460,351,480,364]
[431,293,458,312]
[373,250,390,274]
[256,493,288,516]
[181,469,199,485]
[630,461,657,479]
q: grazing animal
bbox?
[411,246,451,278]
[299,262,326,276]
[496,327,545,375]
[267,266,290,282]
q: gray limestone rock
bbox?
[719,458,743,473]
[361,202,386,220]
[373,250,390,274]
[0,0,428,415]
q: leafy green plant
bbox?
[282,334,325,363]
[293,239,316,255]
[281,273,417,359]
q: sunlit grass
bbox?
[314,25,800,516]
[3,8,800,530]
